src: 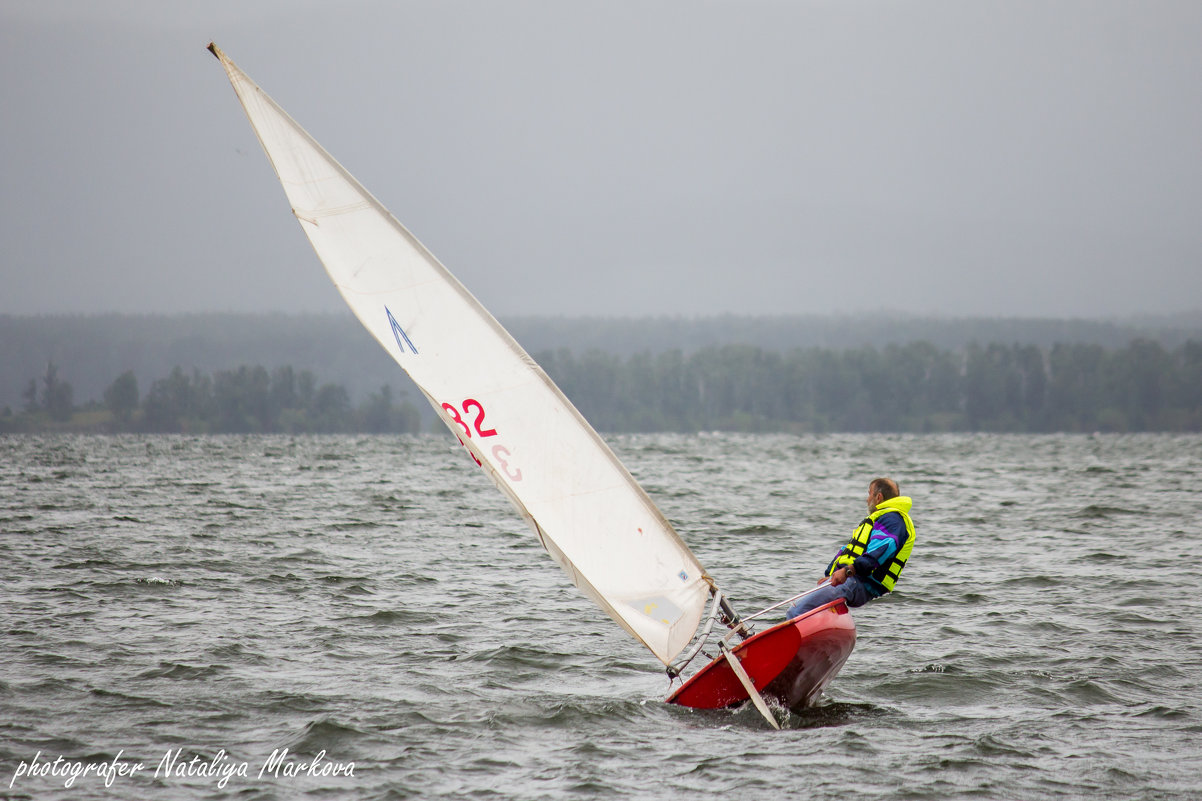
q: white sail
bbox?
[210,44,712,664]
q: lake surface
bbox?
[2,433,1200,800]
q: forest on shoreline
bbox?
[2,364,422,435]
[4,337,1199,434]
[5,311,1202,416]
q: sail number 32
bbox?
[442,399,523,482]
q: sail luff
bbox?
[209,43,713,664]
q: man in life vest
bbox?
[786,477,915,618]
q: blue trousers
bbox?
[786,576,872,618]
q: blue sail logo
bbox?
[385,307,418,355]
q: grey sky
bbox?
[2,0,1200,318]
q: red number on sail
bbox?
[459,437,482,466]
[492,445,523,482]
[463,398,498,437]
[442,403,472,438]
[443,398,519,478]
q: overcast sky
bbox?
[2,0,1199,319]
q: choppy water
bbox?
[2,433,1201,800]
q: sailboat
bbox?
[208,43,855,727]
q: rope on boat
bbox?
[742,579,832,623]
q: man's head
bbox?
[867,477,899,512]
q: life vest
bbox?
[830,496,915,593]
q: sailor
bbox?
[786,477,915,618]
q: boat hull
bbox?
[665,600,856,712]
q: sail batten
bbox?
[210,43,712,664]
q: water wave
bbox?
[2,433,1200,800]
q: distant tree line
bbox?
[2,364,422,434]
[2,338,1200,434]
[534,338,1202,433]
[6,312,1202,415]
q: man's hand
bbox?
[828,566,850,586]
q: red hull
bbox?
[665,600,856,712]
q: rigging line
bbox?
[741,579,832,623]
[666,589,725,679]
